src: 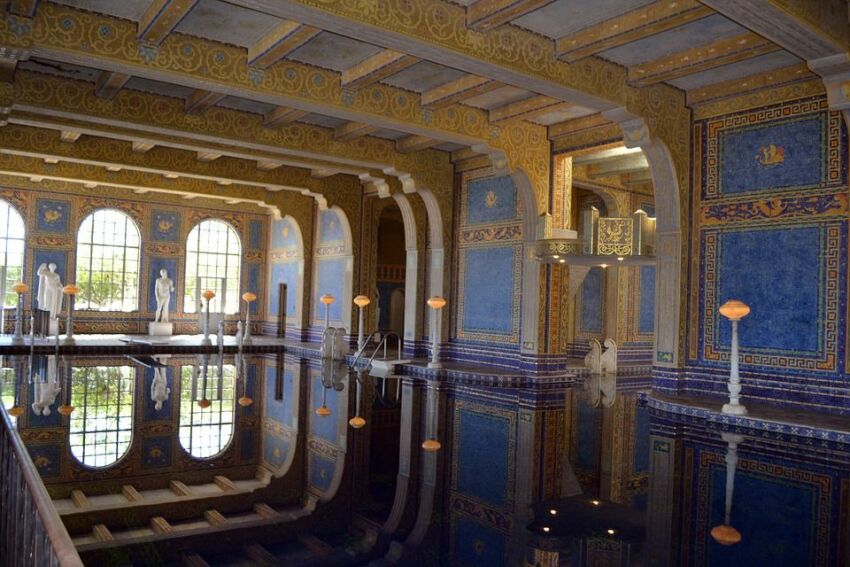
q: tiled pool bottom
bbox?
[2,352,848,566]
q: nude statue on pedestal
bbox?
[154,269,175,323]
[36,262,63,319]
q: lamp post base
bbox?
[62,336,76,345]
[721,403,747,416]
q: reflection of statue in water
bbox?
[154,269,175,323]
[36,263,63,319]
[32,356,60,416]
[151,366,170,411]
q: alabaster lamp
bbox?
[201,289,216,341]
[719,300,750,416]
[320,293,335,329]
[62,284,80,344]
[241,292,257,344]
[353,295,370,350]
[10,282,28,344]
[427,296,447,369]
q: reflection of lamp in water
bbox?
[719,300,750,415]
[427,296,447,369]
[320,294,335,329]
[62,284,80,344]
[57,355,74,416]
[192,353,221,409]
[349,370,366,428]
[711,432,744,546]
[315,379,332,417]
[353,295,370,350]
[11,282,28,344]
[235,352,253,407]
[421,383,441,452]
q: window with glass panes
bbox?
[179,364,235,458]
[75,209,141,311]
[0,200,25,308]
[69,366,134,468]
[184,220,241,314]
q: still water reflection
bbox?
[0,353,847,566]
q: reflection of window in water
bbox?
[69,366,135,468]
[1,367,15,410]
[179,364,235,458]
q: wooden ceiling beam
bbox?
[132,141,155,153]
[184,89,226,115]
[138,0,200,45]
[587,154,649,178]
[466,0,556,32]
[687,63,815,106]
[396,135,439,153]
[247,20,321,69]
[628,32,780,87]
[340,49,419,90]
[548,113,612,139]
[59,130,81,143]
[556,0,712,62]
[93,71,130,100]
[262,106,308,128]
[489,95,570,124]
[196,150,222,162]
[421,74,502,109]
[334,121,378,141]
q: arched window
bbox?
[179,363,235,458]
[69,366,134,468]
[75,209,141,311]
[184,219,241,314]
[0,199,25,307]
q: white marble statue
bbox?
[36,262,63,320]
[32,357,60,416]
[151,366,170,411]
[600,338,618,375]
[584,338,602,375]
[154,269,175,323]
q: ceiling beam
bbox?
[622,170,652,185]
[466,0,556,32]
[93,71,130,100]
[340,49,419,90]
[699,0,848,61]
[7,0,38,17]
[628,32,780,87]
[587,154,648,177]
[138,0,200,46]
[555,0,712,62]
[396,135,439,153]
[421,75,502,109]
[490,95,570,124]
[256,159,283,170]
[334,121,378,141]
[573,147,642,165]
[263,106,308,128]
[687,63,815,106]
[196,150,222,162]
[247,20,321,69]
[184,89,226,115]
[310,168,337,178]
[548,113,612,140]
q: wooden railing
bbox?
[0,408,83,567]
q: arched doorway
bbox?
[375,204,407,342]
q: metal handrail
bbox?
[351,331,382,366]
[0,406,83,566]
[366,332,403,366]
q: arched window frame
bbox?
[68,365,135,469]
[183,219,242,315]
[75,208,142,312]
[0,199,26,308]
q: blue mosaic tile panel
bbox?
[465,175,517,225]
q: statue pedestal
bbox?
[148,322,173,336]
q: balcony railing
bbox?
[0,407,83,567]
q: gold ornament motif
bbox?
[484,190,498,209]
[755,144,784,166]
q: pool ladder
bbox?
[351,332,403,369]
